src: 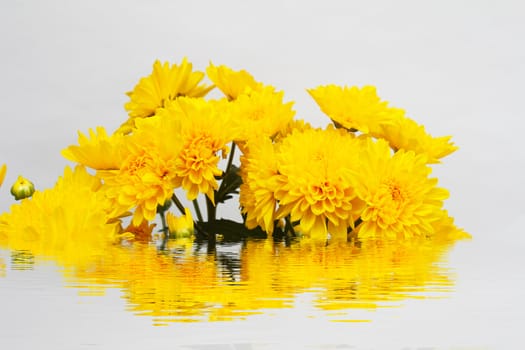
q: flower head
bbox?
[354,138,449,239]
[0,166,120,266]
[121,219,157,242]
[229,86,295,143]
[125,58,214,120]
[239,136,283,234]
[274,127,365,240]
[159,98,236,202]
[308,85,401,134]
[97,113,182,225]
[61,127,124,170]
[206,62,263,100]
[372,114,458,163]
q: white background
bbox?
[1,1,524,349]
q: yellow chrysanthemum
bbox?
[121,220,157,242]
[159,97,237,202]
[97,114,182,225]
[229,86,295,143]
[239,136,284,234]
[431,210,471,242]
[0,164,6,187]
[372,114,458,163]
[166,208,194,238]
[0,165,120,266]
[308,85,401,134]
[275,127,365,240]
[354,138,449,240]
[61,126,124,170]
[206,62,263,100]
[273,118,313,143]
[124,58,214,120]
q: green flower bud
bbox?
[156,200,172,214]
[10,175,35,200]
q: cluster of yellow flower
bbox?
[0,57,466,249]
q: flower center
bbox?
[124,153,149,177]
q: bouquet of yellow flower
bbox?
[0,57,467,249]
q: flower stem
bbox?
[206,195,216,222]
[159,209,168,237]
[192,199,203,222]
[171,193,186,215]
[225,141,236,175]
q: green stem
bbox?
[192,199,203,222]
[225,141,236,176]
[285,215,296,237]
[171,193,186,215]
[206,195,216,222]
[159,209,168,237]
[216,141,237,196]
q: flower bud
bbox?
[166,208,194,238]
[10,175,35,200]
[156,200,172,214]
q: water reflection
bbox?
[0,205,470,325]
[1,229,468,325]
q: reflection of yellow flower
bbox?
[159,98,236,202]
[206,62,263,100]
[372,114,458,163]
[125,58,214,119]
[61,127,124,170]
[62,235,462,324]
[0,165,120,266]
[230,86,295,143]
[308,85,401,134]
[275,127,365,240]
[354,138,448,239]
[240,136,283,234]
[166,208,194,238]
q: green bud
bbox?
[10,175,35,200]
[156,200,172,214]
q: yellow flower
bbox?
[372,114,458,163]
[124,58,214,120]
[308,84,401,134]
[10,175,35,200]
[121,220,157,242]
[273,118,313,143]
[354,138,449,239]
[166,208,194,238]
[61,126,124,170]
[431,210,471,242]
[159,97,236,202]
[239,136,283,234]
[0,165,120,266]
[229,86,296,143]
[0,164,6,187]
[275,127,365,240]
[98,113,182,225]
[206,62,263,100]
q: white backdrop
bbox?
[1,1,524,348]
